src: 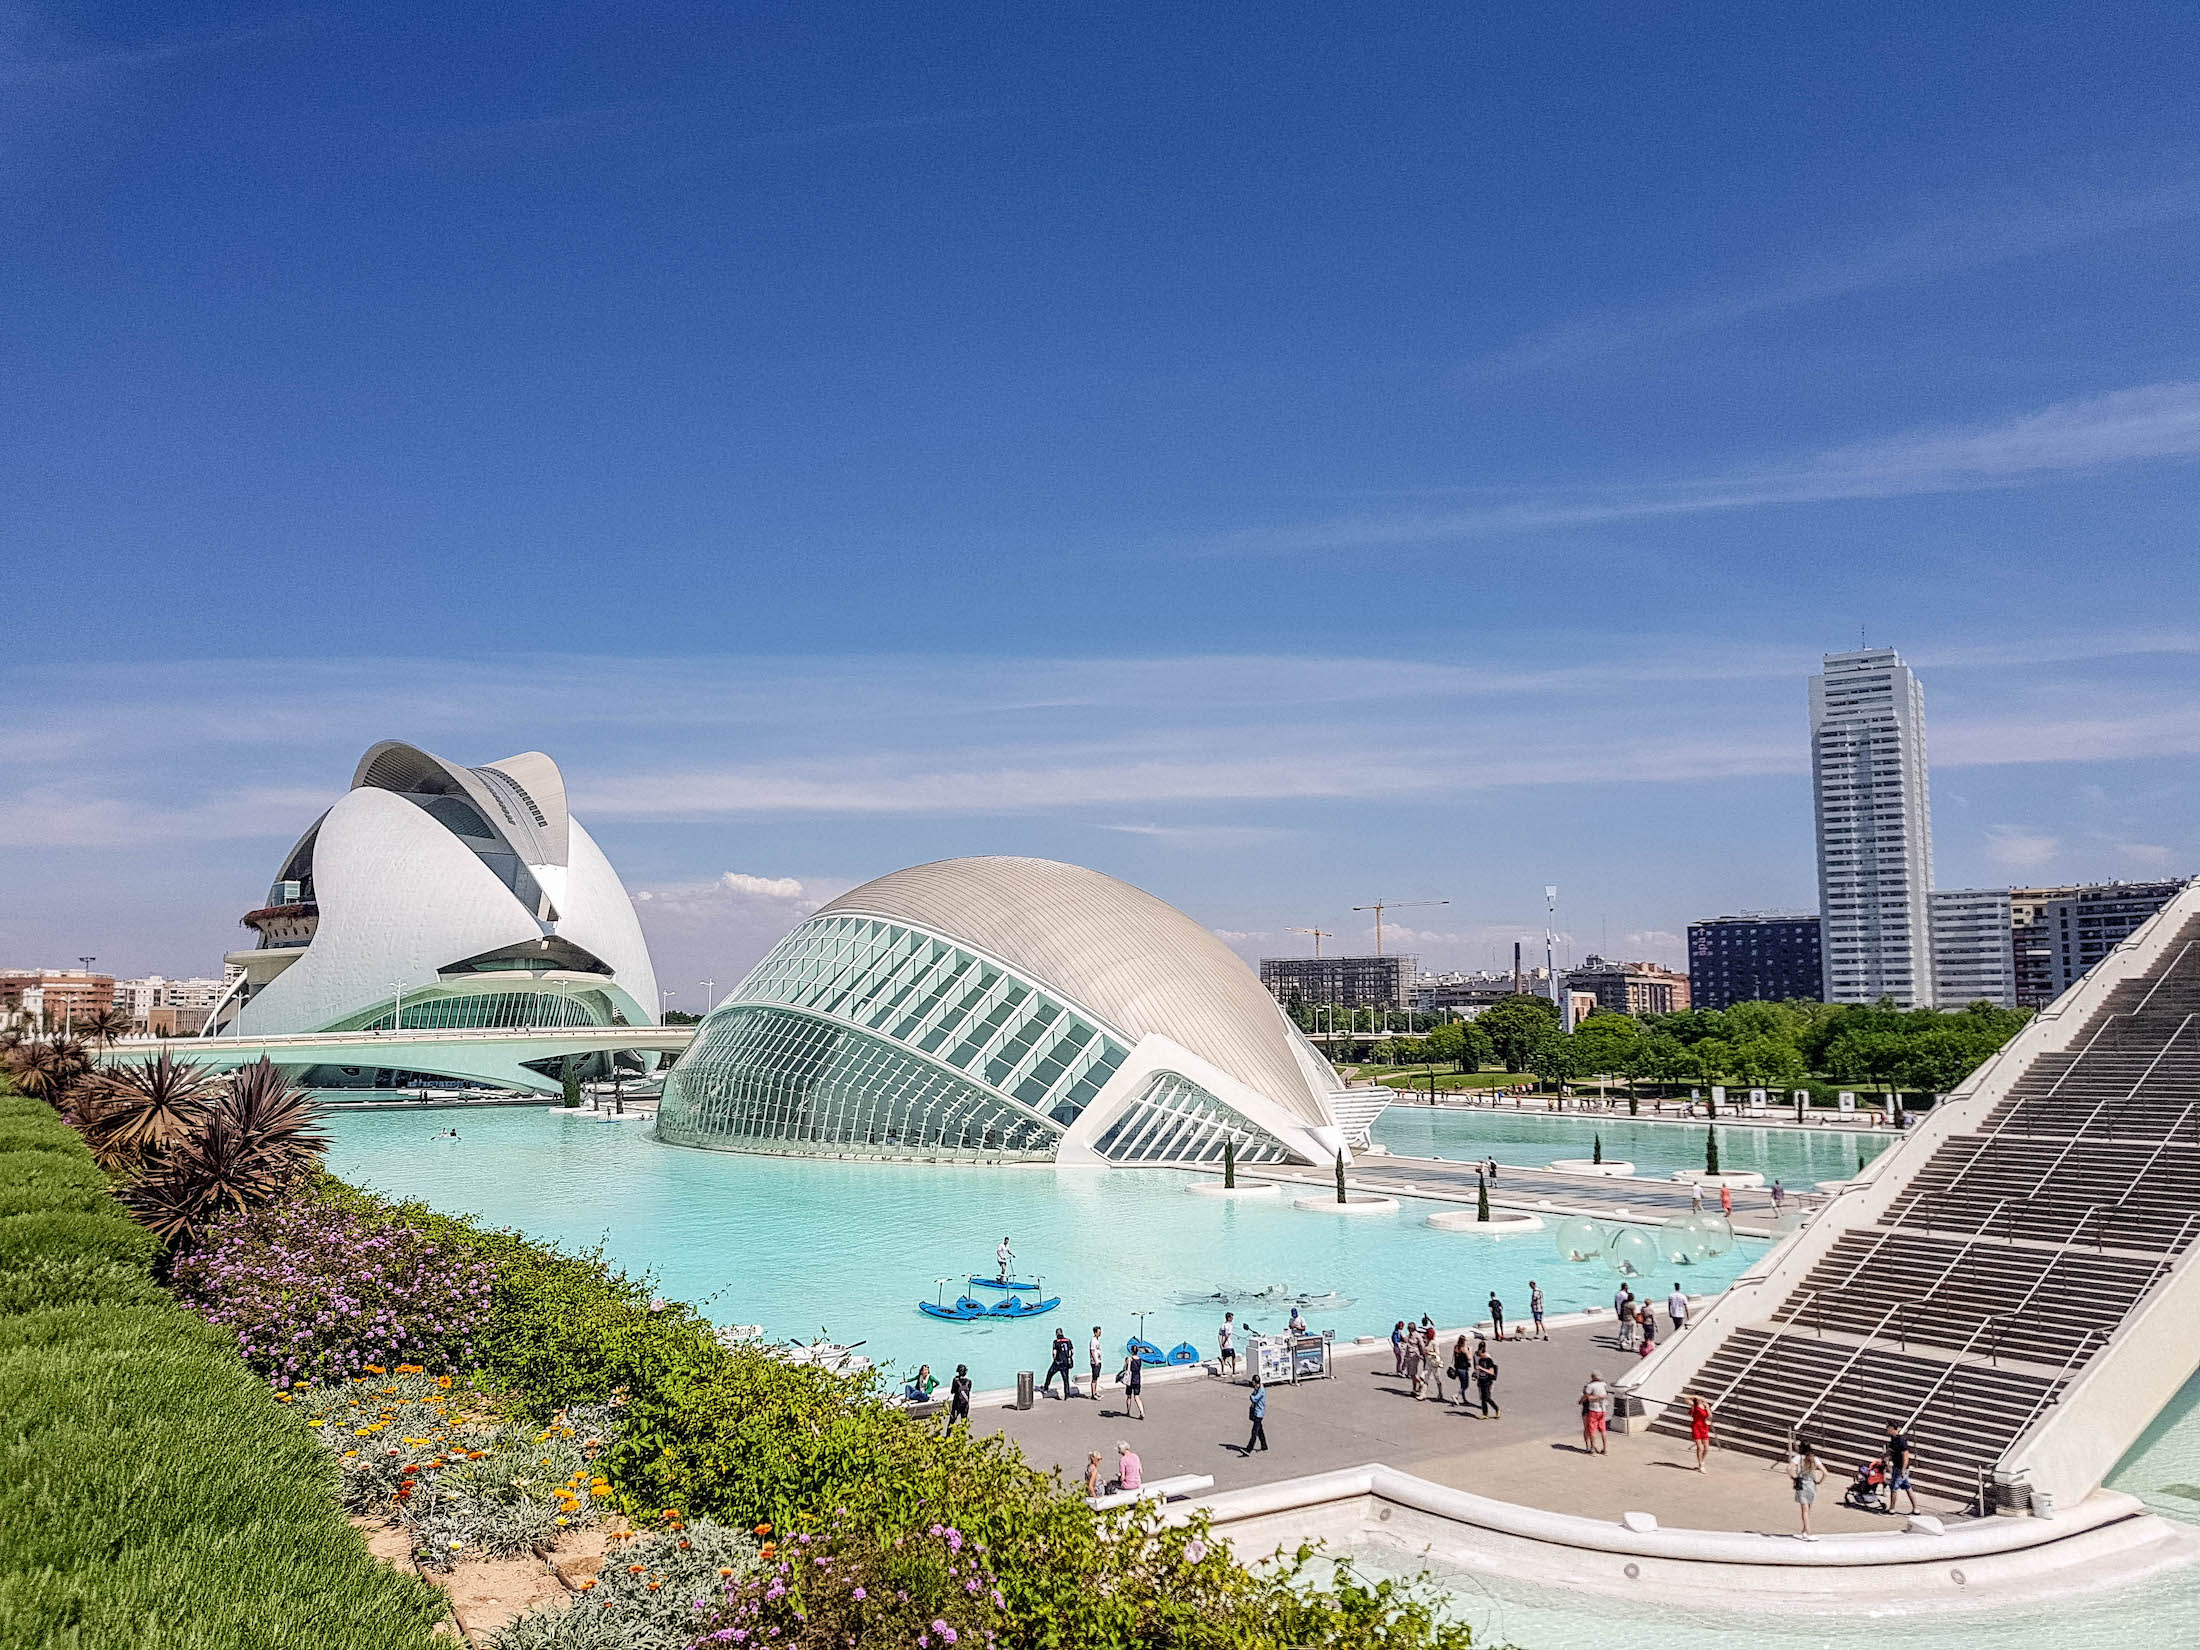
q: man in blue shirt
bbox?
[1242,1375,1269,1454]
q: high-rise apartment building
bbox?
[1686,914,1825,1010]
[1929,888,2017,1009]
[2011,880,2190,1007]
[1259,954,1418,1010]
[1810,647,1936,1006]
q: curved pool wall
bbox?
[1346,1365,2200,1647]
[320,1107,1765,1389]
[1370,1105,1896,1184]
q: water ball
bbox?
[1695,1213,1735,1257]
[1658,1215,1710,1267]
[1605,1224,1657,1277]
[1554,1215,1604,1263]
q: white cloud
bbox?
[2115,842,2176,867]
[1985,825,2061,869]
[719,872,807,899]
[1097,823,1294,849]
[1191,382,2200,558]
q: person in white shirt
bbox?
[1087,1325,1104,1399]
[1667,1284,1689,1334]
[995,1237,1015,1281]
[1218,1312,1238,1375]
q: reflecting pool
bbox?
[1371,1105,1897,1184]
[323,1106,1766,1389]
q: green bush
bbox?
[308,1177,1474,1650]
[0,1095,450,1650]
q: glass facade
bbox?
[329,989,617,1033]
[1090,1071,1292,1165]
[656,1005,1059,1159]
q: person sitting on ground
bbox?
[1113,1439,1142,1496]
[904,1363,938,1402]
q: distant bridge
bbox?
[94,1024,698,1095]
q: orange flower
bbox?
[754,1523,771,1537]
[577,1580,596,1592]
[628,1564,644,1575]
[759,1543,776,1560]
[717,1567,734,1577]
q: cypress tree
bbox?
[1477,1171,1491,1222]
[560,1057,582,1110]
[1705,1124,1721,1176]
[1223,1138,1237,1190]
[1335,1149,1347,1204]
[1593,1133,1603,1165]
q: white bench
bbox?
[1086,1473,1215,1511]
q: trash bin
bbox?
[1016,1370,1034,1410]
[2032,1490,2056,1520]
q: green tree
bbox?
[1476,1171,1490,1222]
[1478,995,1560,1072]
[1570,1013,1642,1083]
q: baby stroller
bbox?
[1841,1456,1888,1513]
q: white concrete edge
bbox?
[1170,1461,2163,1569]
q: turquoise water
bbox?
[1372,1105,1897,1185]
[321,1107,1765,1390]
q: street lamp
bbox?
[699,979,716,1016]
[389,982,405,1032]
[659,988,677,1021]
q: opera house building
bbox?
[657,857,1354,1166]
[206,741,660,1088]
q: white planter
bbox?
[1292,1194,1401,1214]
[1670,1169,1766,1189]
[1547,1158,1637,1177]
[1426,1209,1545,1233]
[1186,1181,1282,1198]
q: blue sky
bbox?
[4,3,2198,996]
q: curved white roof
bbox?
[819,856,1333,1129]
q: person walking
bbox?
[1719,1182,1733,1217]
[1087,1325,1105,1399]
[1690,1182,1705,1215]
[1529,1280,1548,1339]
[1404,1322,1427,1399]
[948,1364,972,1427]
[1043,1329,1076,1399]
[1883,1421,1920,1515]
[1636,1303,1656,1358]
[1112,1440,1142,1496]
[994,1236,1016,1283]
[1686,1393,1713,1471]
[1450,1334,1472,1405]
[1243,1375,1270,1454]
[1770,1178,1786,1213]
[1487,1291,1506,1339]
[1472,1342,1500,1418]
[1579,1371,1609,1454]
[1218,1311,1238,1377]
[1425,1325,1446,1401]
[1783,1438,1827,1536]
[1116,1345,1146,1420]
[1667,1283,1689,1336]
[1615,1284,1636,1349]
[1392,1320,1408,1375]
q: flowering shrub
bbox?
[494,1517,760,1650]
[172,1197,494,1387]
[689,1516,1007,1650]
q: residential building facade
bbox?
[1411,969,1543,1014]
[0,969,117,1028]
[1929,888,2018,1009]
[1563,956,1692,1017]
[1686,913,1824,1010]
[1259,954,1419,1011]
[2011,880,2190,1008]
[1810,647,1936,1006]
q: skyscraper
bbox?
[1810,647,1935,1006]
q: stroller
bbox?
[1841,1456,1889,1513]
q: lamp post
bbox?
[660,988,677,1021]
[699,979,716,1016]
[390,982,404,1032]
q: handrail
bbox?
[2130,939,2199,1018]
[2021,1013,2195,1197]
[2000,1329,2107,1461]
[1932,1008,2127,1209]
[1710,1307,1807,1411]
[1790,1205,2009,1438]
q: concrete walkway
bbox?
[973,1318,1958,1538]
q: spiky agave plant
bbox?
[75,1048,221,1173]
[125,1059,330,1247]
[79,1006,132,1048]
[4,1036,92,1108]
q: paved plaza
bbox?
[973,1317,1959,1538]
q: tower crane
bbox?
[1286,926,1333,956]
[1350,898,1447,956]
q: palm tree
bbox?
[4,1037,92,1108]
[74,1049,220,1172]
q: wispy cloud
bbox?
[1984,825,2061,869]
[1191,382,2200,558]
[1095,823,1296,849]
[1468,174,2200,382]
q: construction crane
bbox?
[1350,898,1447,956]
[1286,926,1333,957]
